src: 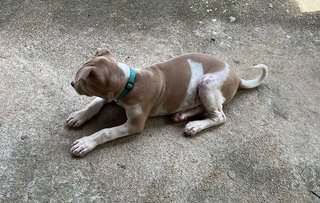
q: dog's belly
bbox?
[150,97,201,116]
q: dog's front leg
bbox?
[66,97,106,128]
[70,104,148,157]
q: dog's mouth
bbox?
[71,81,89,96]
[71,81,79,93]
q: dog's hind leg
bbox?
[172,105,204,122]
[184,74,226,136]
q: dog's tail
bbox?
[239,64,268,89]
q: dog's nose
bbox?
[71,81,75,87]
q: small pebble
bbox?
[117,164,127,170]
[228,170,236,179]
[269,3,273,8]
[229,16,236,22]
[233,60,240,65]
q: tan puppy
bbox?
[67,48,268,156]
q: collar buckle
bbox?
[125,82,134,90]
[115,68,136,102]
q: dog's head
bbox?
[71,48,122,101]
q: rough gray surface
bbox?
[1,0,319,202]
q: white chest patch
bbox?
[117,62,130,79]
[177,59,204,111]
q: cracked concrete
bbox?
[0,0,319,202]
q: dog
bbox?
[67,48,268,156]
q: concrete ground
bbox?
[0,0,319,202]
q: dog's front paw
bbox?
[70,136,97,157]
[66,110,89,128]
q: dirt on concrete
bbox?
[0,0,319,202]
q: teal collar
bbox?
[115,68,136,102]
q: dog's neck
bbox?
[117,62,130,79]
[113,62,136,102]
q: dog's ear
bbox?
[95,48,111,56]
[78,67,93,83]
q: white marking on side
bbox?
[205,63,230,88]
[117,62,130,78]
[178,59,204,111]
[198,63,230,106]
